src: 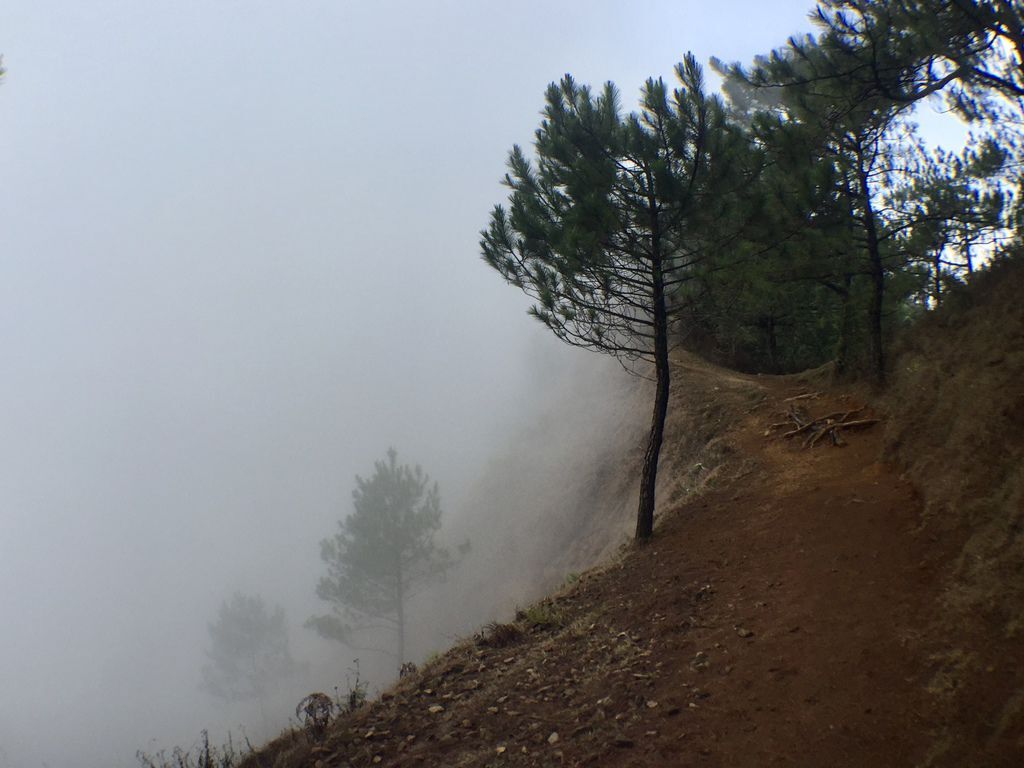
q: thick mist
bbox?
[0,2,821,766]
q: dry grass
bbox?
[474,620,523,648]
[884,254,1024,630]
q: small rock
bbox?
[645,700,659,709]
[428,705,445,714]
[736,627,754,638]
[548,731,560,745]
[496,745,506,755]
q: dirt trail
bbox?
[247,361,1023,767]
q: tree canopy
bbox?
[307,449,463,667]
[200,592,298,705]
[481,54,748,539]
[481,0,1023,538]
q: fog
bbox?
[0,2,824,765]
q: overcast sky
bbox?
[0,2,964,766]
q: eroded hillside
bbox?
[242,258,1024,768]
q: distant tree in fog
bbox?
[307,448,466,668]
[200,592,299,706]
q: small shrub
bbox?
[333,660,368,714]
[295,693,334,738]
[137,730,247,768]
[475,621,523,648]
[515,602,565,631]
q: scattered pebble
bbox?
[548,732,560,745]
[428,705,445,714]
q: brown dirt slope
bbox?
[246,260,1023,768]
[882,254,1024,765]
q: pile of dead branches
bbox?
[767,393,881,448]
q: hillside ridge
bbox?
[242,259,1024,768]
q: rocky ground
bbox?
[243,350,1023,766]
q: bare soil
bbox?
[241,256,1024,767]
[246,355,1023,766]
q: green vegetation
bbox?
[482,0,1023,538]
[481,54,746,539]
[307,448,467,669]
[516,601,566,631]
[200,592,299,706]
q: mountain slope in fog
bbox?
[237,257,1023,766]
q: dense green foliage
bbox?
[481,54,748,538]
[482,0,1022,536]
[307,449,462,667]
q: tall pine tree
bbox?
[481,55,747,539]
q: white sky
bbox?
[0,2,963,766]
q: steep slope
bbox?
[242,259,1024,768]
[881,255,1024,765]
[414,353,759,656]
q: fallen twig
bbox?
[831,418,880,431]
[783,392,822,402]
[772,404,880,449]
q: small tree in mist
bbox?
[200,592,299,708]
[307,448,465,668]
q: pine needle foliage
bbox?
[307,448,462,667]
[481,54,749,539]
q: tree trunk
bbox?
[395,568,405,672]
[856,147,886,385]
[636,240,670,540]
[833,272,853,378]
[766,314,779,373]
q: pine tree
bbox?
[200,592,298,706]
[728,27,928,383]
[813,0,1024,119]
[307,449,462,667]
[481,54,746,539]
